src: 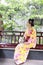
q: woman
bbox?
[14,19,36,65]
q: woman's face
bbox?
[26,22,31,29]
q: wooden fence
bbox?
[0,31,43,49]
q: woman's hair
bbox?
[28,19,34,26]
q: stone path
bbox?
[0,59,43,65]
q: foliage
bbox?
[0,0,43,30]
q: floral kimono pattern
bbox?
[14,27,36,65]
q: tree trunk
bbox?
[0,14,4,43]
[0,14,4,31]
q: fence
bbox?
[0,31,43,49]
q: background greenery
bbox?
[0,0,43,31]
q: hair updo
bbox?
[28,19,34,26]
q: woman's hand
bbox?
[24,42,30,45]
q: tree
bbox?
[0,0,43,31]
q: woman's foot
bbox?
[14,59,25,65]
[14,62,24,65]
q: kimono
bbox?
[14,27,36,65]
